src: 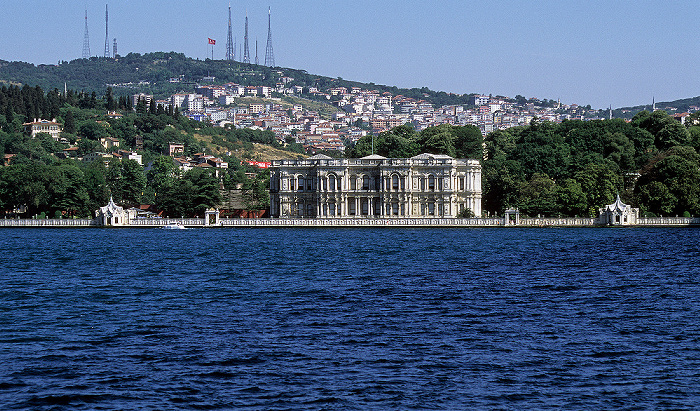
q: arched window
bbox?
[328,174,336,191]
[428,175,435,191]
[392,202,399,215]
[392,174,399,190]
[362,175,370,190]
[297,176,305,191]
[350,176,357,190]
[329,201,336,216]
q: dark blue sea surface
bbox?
[1,227,699,409]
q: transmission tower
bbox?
[255,39,259,65]
[104,4,110,58]
[265,7,275,67]
[234,37,237,61]
[226,4,234,60]
[243,13,250,64]
[113,38,117,58]
[82,9,91,59]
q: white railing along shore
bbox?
[1,216,699,228]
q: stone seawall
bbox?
[0,219,98,227]
[1,217,699,228]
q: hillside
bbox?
[0,52,475,107]
[613,96,700,119]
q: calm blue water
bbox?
[1,227,699,409]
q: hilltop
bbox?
[0,52,489,107]
[2,52,700,116]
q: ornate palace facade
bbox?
[269,153,481,218]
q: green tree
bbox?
[555,179,588,216]
[637,181,676,216]
[636,148,700,216]
[243,170,270,211]
[147,155,179,196]
[120,159,147,206]
[453,125,483,158]
[518,173,558,217]
[575,163,623,216]
[416,124,456,157]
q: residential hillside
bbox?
[2,53,700,221]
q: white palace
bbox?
[269,153,482,218]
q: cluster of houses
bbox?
[166,142,229,176]
[132,79,700,155]
[16,80,699,168]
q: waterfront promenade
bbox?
[1,216,699,228]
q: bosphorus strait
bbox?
[1,228,699,409]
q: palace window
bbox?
[329,201,336,216]
[428,175,435,191]
[362,175,370,190]
[328,174,336,191]
[297,176,305,191]
[350,176,357,190]
[392,174,399,190]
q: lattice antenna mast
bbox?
[113,38,117,58]
[226,3,234,60]
[265,7,275,67]
[255,39,259,65]
[82,9,91,59]
[234,37,237,61]
[104,4,110,58]
[243,12,250,64]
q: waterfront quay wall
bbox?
[2,216,700,228]
[0,218,98,227]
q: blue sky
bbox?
[1,1,697,109]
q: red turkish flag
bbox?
[208,38,216,45]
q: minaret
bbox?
[255,39,259,65]
[609,105,612,120]
[226,3,234,61]
[82,9,91,59]
[652,97,656,112]
[243,13,250,64]
[265,7,275,67]
[104,4,110,58]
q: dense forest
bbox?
[2,81,700,219]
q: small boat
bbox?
[162,222,187,230]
